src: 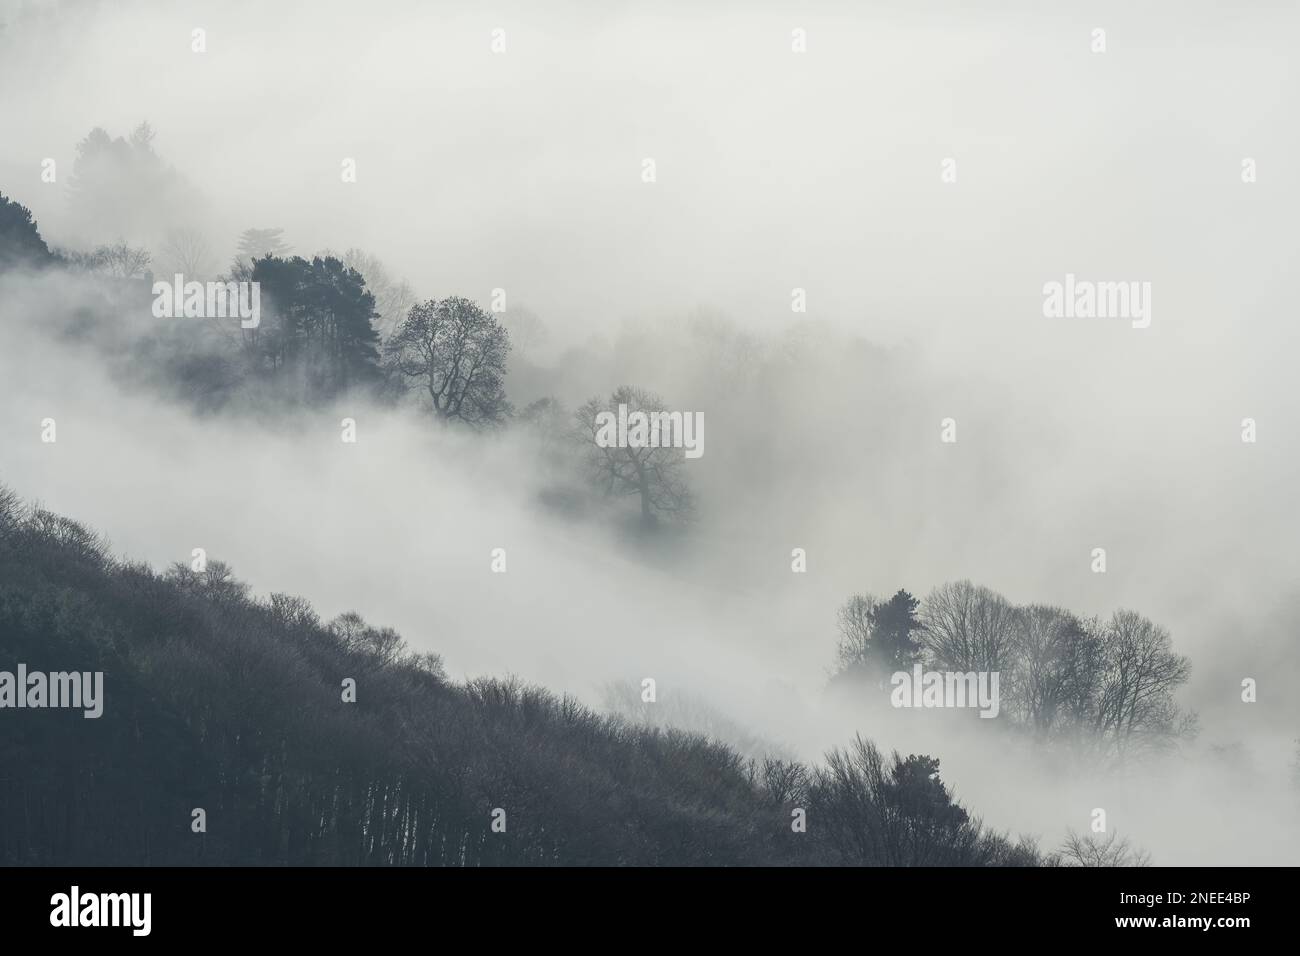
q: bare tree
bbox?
[102,240,152,278]
[834,594,877,675]
[1012,605,1104,738]
[1054,830,1151,867]
[317,247,416,341]
[159,228,214,277]
[501,306,547,361]
[0,482,24,537]
[61,240,152,278]
[832,590,923,682]
[1094,609,1194,758]
[574,386,694,527]
[920,580,1021,673]
[329,611,403,666]
[385,297,512,426]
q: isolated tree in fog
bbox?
[237,227,290,260]
[0,192,54,270]
[832,589,923,682]
[520,397,576,476]
[59,240,153,278]
[385,297,512,426]
[88,240,153,279]
[501,306,547,361]
[229,228,291,280]
[159,228,214,278]
[575,386,694,527]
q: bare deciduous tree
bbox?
[835,594,877,673]
[1094,609,1195,758]
[385,297,512,426]
[920,580,1021,673]
[1012,605,1103,738]
[1054,830,1151,867]
[574,386,694,527]
[159,228,213,277]
[318,247,416,341]
[501,306,547,361]
[62,239,152,278]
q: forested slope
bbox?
[0,483,1039,866]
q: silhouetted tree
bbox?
[831,589,923,684]
[1054,830,1151,867]
[1010,605,1102,738]
[250,254,381,397]
[385,297,512,426]
[920,580,1021,673]
[804,737,1004,866]
[64,240,152,279]
[1094,609,1194,759]
[159,228,214,278]
[317,247,415,341]
[0,192,54,271]
[574,386,694,528]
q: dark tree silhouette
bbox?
[832,589,923,684]
[921,580,1022,673]
[250,254,381,397]
[385,297,512,426]
[0,192,54,271]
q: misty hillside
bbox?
[1,167,1295,864]
[2,0,1298,875]
[0,482,1043,866]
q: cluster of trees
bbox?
[246,254,383,400]
[66,122,202,246]
[0,182,697,527]
[1,483,1047,866]
[830,582,1196,760]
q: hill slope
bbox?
[0,481,1038,866]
